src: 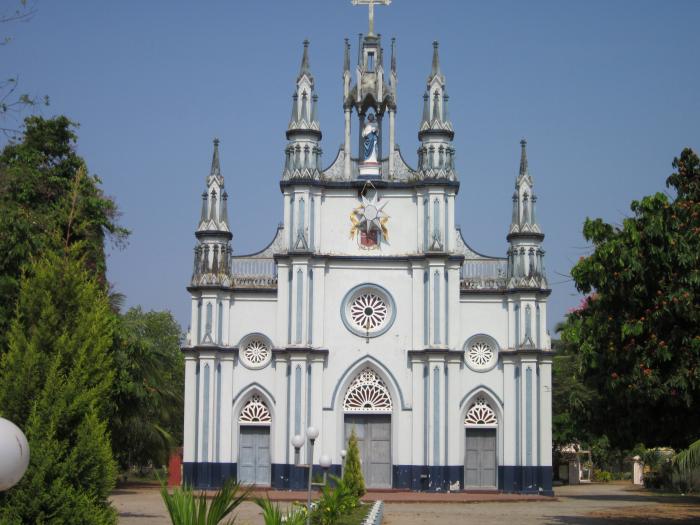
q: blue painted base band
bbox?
[182,462,552,494]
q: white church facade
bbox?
[182,7,553,494]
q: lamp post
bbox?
[0,417,30,491]
[340,449,347,477]
[319,453,332,485]
[291,426,320,525]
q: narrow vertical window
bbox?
[202,363,210,461]
[295,269,303,344]
[433,271,440,345]
[205,302,212,338]
[217,301,223,344]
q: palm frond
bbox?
[673,439,700,477]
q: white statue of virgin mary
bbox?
[362,113,379,163]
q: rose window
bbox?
[239,334,272,369]
[341,284,396,338]
[350,293,388,330]
[464,335,499,371]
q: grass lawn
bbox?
[336,503,371,525]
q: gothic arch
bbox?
[460,389,503,426]
[326,355,406,411]
[343,368,393,413]
[232,383,276,418]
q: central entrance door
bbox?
[344,414,392,488]
[464,428,497,488]
[238,426,271,485]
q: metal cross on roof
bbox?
[352,0,391,35]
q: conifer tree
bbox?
[342,428,365,498]
[0,249,117,524]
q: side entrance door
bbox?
[238,426,271,485]
[464,428,497,488]
[344,414,391,488]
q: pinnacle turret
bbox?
[507,139,546,290]
[192,139,232,287]
[284,41,322,181]
[417,41,455,181]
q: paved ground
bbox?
[111,482,700,525]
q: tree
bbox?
[342,428,365,498]
[560,148,700,450]
[0,249,117,524]
[110,307,184,470]
[0,115,128,351]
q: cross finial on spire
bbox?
[351,0,391,35]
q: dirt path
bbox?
[111,482,700,525]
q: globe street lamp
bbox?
[0,417,30,491]
[319,453,332,485]
[340,449,347,476]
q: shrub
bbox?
[311,475,359,525]
[342,429,365,498]
[592,469,612,483]
[255,497,305,525]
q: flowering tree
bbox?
[560,149,700,449]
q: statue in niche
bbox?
[362,113,379,162]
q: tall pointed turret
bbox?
[417,41,455,180]
[284,40,322,181]
[192,139,232,288]
[507,139,546,290]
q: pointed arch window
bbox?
[239,394,272,425]
[343,368,392,413]
[464,396,497,427]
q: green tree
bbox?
[0,115,128,351]
[110,307,184,470]
[342,429,365,498]
[560,148,700,450]
[0,249,117,524]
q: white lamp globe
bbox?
[291,434,305,449]
[0,417,30,491]
[319,454,332,469]
[306,426,319,440]
[340,449,347,459]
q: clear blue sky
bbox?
[3,0,699,336]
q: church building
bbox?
[182,2,553,493]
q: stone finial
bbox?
[431,41,441,77]
[519,139,528,177]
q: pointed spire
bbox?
[210,138,221,177]
[519,138,528,177]
[200,192,207,222]
[390,37,396,73]
[311,94,318,123]
[289,93,298,123]
[432,91,440,121]
[298,39,311,79]
[343,38,350,73]
[431,41,441,78]
[442,93,449,122]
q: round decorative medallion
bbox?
[239,334,272,369]
[341,284,396,338]
[464,335,499,372]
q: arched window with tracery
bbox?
[239,394,272,425]
[464,396,497,427]
[343,368,392,413]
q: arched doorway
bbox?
[343,368,392,488]
[463,395,498,488]
[237,394,271,485]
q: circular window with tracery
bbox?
[464,335,498,372]
[239,334,272,369]
[341,284,396,338]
